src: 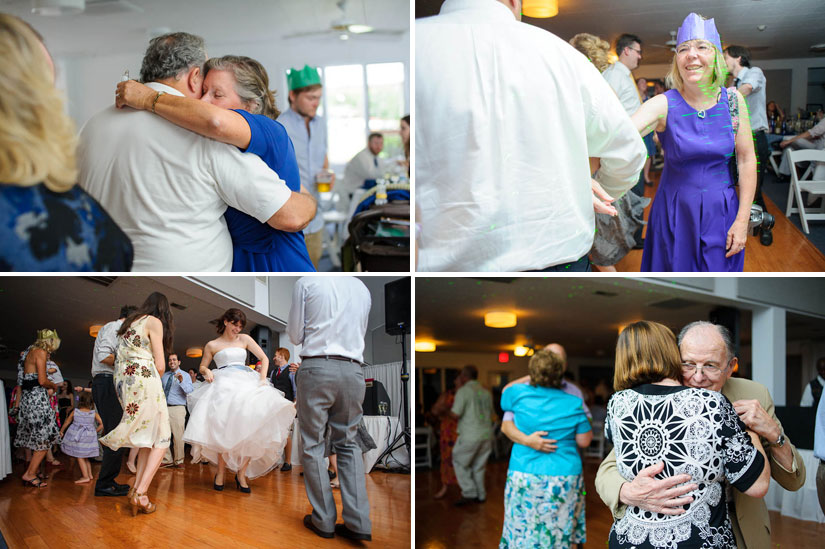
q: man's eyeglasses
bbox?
[628,47,642,56]
[681,362,727,376]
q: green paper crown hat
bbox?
[286,64,321,91]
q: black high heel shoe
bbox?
[213,474,224,491]
[235,474,251,493]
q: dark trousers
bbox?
[527,254,591,272]
[753,130,769,208]
[92,374,125,489]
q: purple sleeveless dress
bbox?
[641,87,745,272]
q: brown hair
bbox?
[204,55,280,119]
[211,308,247,334]
[274,347,290,361]
[614,321,683,391]
[78,390,94,410]
[118,292,175,355]
[528,350,565,388]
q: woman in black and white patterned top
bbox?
[606,321,770,548]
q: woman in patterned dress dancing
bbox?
[100,292,174,516]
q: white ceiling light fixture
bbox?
[811,43,825,53]
[32,0,85,16]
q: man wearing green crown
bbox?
[278,65,332,269]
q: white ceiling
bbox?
[415,277,825,357]
[416,0,825,65]
[1,0,410,57]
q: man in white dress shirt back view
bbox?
[288,277,372,541]
[416,0,646,272]
[78,32,316,271]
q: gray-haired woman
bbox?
[115,55,314,273]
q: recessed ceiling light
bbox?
[756,25,767,31]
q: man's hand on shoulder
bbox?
[733,399,781,441]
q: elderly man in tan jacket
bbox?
[595,321,806,549]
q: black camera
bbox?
[748,204,775,245]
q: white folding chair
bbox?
[785,149,825,233]
[415,426,433,469]
[769,150,783,176]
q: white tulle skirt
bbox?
[183,365,296,479]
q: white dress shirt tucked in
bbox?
[78,83,292,272]
[415,0,646,271]
[287,277,371,363]
[737,66,769,132]
[91,319,123,376]
[602,61,642,116]
[342,148,386,195]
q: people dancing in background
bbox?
[14,330,62,487]
[569,32,650,272]
[60,390,102,484]
[430,375,463,499]
[632,13,756,271]
[184,308,295,493]
[115,55,315,273]
[100,292,175,516]
[0,14,133,271]
[499,351,592,548]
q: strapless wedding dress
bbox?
[183,346,296,478]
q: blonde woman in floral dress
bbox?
[100,292,174,516]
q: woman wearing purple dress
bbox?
[632,13,756,271]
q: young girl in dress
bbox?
[60,391,102,484]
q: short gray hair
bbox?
[677,321,736,362]
[139,32,206,83]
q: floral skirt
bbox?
[14,385,61,451]
[100,355,170,450]
[500,470,586,548]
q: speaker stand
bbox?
[370,330,410,472]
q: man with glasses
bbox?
[602,33,649,246]
[596,320,806,548]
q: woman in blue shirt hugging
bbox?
[116,56,314,272]
[500,350,593,548]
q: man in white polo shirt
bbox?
[78,32,316,271]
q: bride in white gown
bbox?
[184,308,296,492]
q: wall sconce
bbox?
[186,347,203,358]
[89,325,103,338]
[522,0,558,18]
[484,311,517,328]
[415,340,437,352]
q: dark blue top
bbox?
[501,383,591,476]
[225,110,315,272]
[0,182,133,271]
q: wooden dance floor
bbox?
[416,459,825,548]
[0,459,409,548]
[614,173,825,272]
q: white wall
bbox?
[60,32,411,130]
[634,56,825,112]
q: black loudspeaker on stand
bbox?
[371,277,411,472]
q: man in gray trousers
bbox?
[288,276,372,541]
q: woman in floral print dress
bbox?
[100,292,174,516]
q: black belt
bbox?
[21,379,39,391]
[94,373,113,379]
[168,404,185,407]
[301,355,363,366]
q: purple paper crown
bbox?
[676,13,722,52]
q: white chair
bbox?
[785,149,825,233]
[769,150,783,176]
[321,191,350,268]
[415,426,433,469]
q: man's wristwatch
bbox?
[770,431,786,448]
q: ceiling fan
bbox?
[283,0,405,41]
[650,30,678,53]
